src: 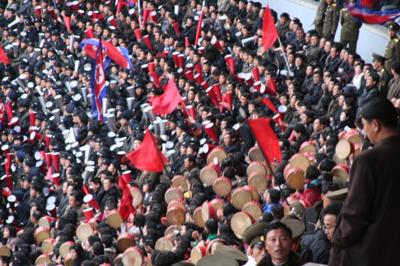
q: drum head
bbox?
[286,168,305,190]
[76,223,94,241]
[107,211,123,229]
[193,207,205,228]
[166,206,185,225]
[246,161,268,177]
[231,212,252,239]
[200,166,218,187]
[335,139,352,160]
[289,154,310,172]
[116,236,134,252]
[155,237,174,251]
[231,188,252,210]
[248,173,267,193]
[212,177,231,197]
[242,201,262,222]
[248,146,265,162]
[206,148,227,164]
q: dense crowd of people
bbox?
[0,0,399,265]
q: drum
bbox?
[171,175,189,192]
[248,146,265,162]
[284,165,305,190]
[164,187,184,204]
[155,236,174,251]
[231,187,252,210]
[242,201,262,222]
[34,227,50,244]
[199,166,218,187]
[122,247,143,266]
[335,139,353,160]
[106,210,123,229]
[248,172,268,193]
[76,223,94,241]
[212,176,232,197]
[193,206,205,228]
[246,161,268,177]
[206,147,226,165]
[116,233,135,252]
[230,212,253,239]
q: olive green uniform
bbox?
[340,8,362,52]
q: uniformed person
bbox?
[340,7,362,52]
[314,0,340,40]
[322,0,340,40]
[384,22,400,71]
[372,53,391,97]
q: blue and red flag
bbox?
[91,41,107,121]
[347,0,400,24]
[80,39,133,69]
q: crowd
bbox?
[0,0,399,265]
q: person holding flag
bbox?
[91,40,107,121]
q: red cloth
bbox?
[0,46,10,65]
[265,78,278,96]
[195,10,204,46]
[262,97,278,113]
[248,118,282,164]
[126,129,168,172]
[150,78,182,115]
[118,173,135,221]
[101,41,130,69]
[63,15,71,33]
[262,6,278,51]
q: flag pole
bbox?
[277,36,293,77]
[137,0,142,28]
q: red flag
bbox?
[262,6,278,51]
[149,78,182,115]
[0,46,10,65]
[262,97,278,113]
[266,77,278,96]
[126,129,168,172]
[195,7,204,46]
[118,172,135,221]
[248,117,282,164]
[63,15,71,33]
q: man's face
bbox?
[265,228,292,264]
[361,118,379,144]
[323,214,337,241]
[103,179,112,191]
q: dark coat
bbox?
[257,251,303,266]
[329,135,400,266]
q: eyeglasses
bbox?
[321,224,333,231]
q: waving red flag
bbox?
[248,117,282,164]
[262,6,278,50]
[63,15,71,33]
[126,129,168,172]
[149,78,182,115]
[265,77,278,96]
[0,46,10,65]
[262,97,278,113]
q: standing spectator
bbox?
[339,6,362,52]
[384,22,400,71]
[330,98,400,266]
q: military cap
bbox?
[372,53,387,63]
[281,216,305,239]
[242,221,269,244]
[387,21,400,32]
[326,187,348,201]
